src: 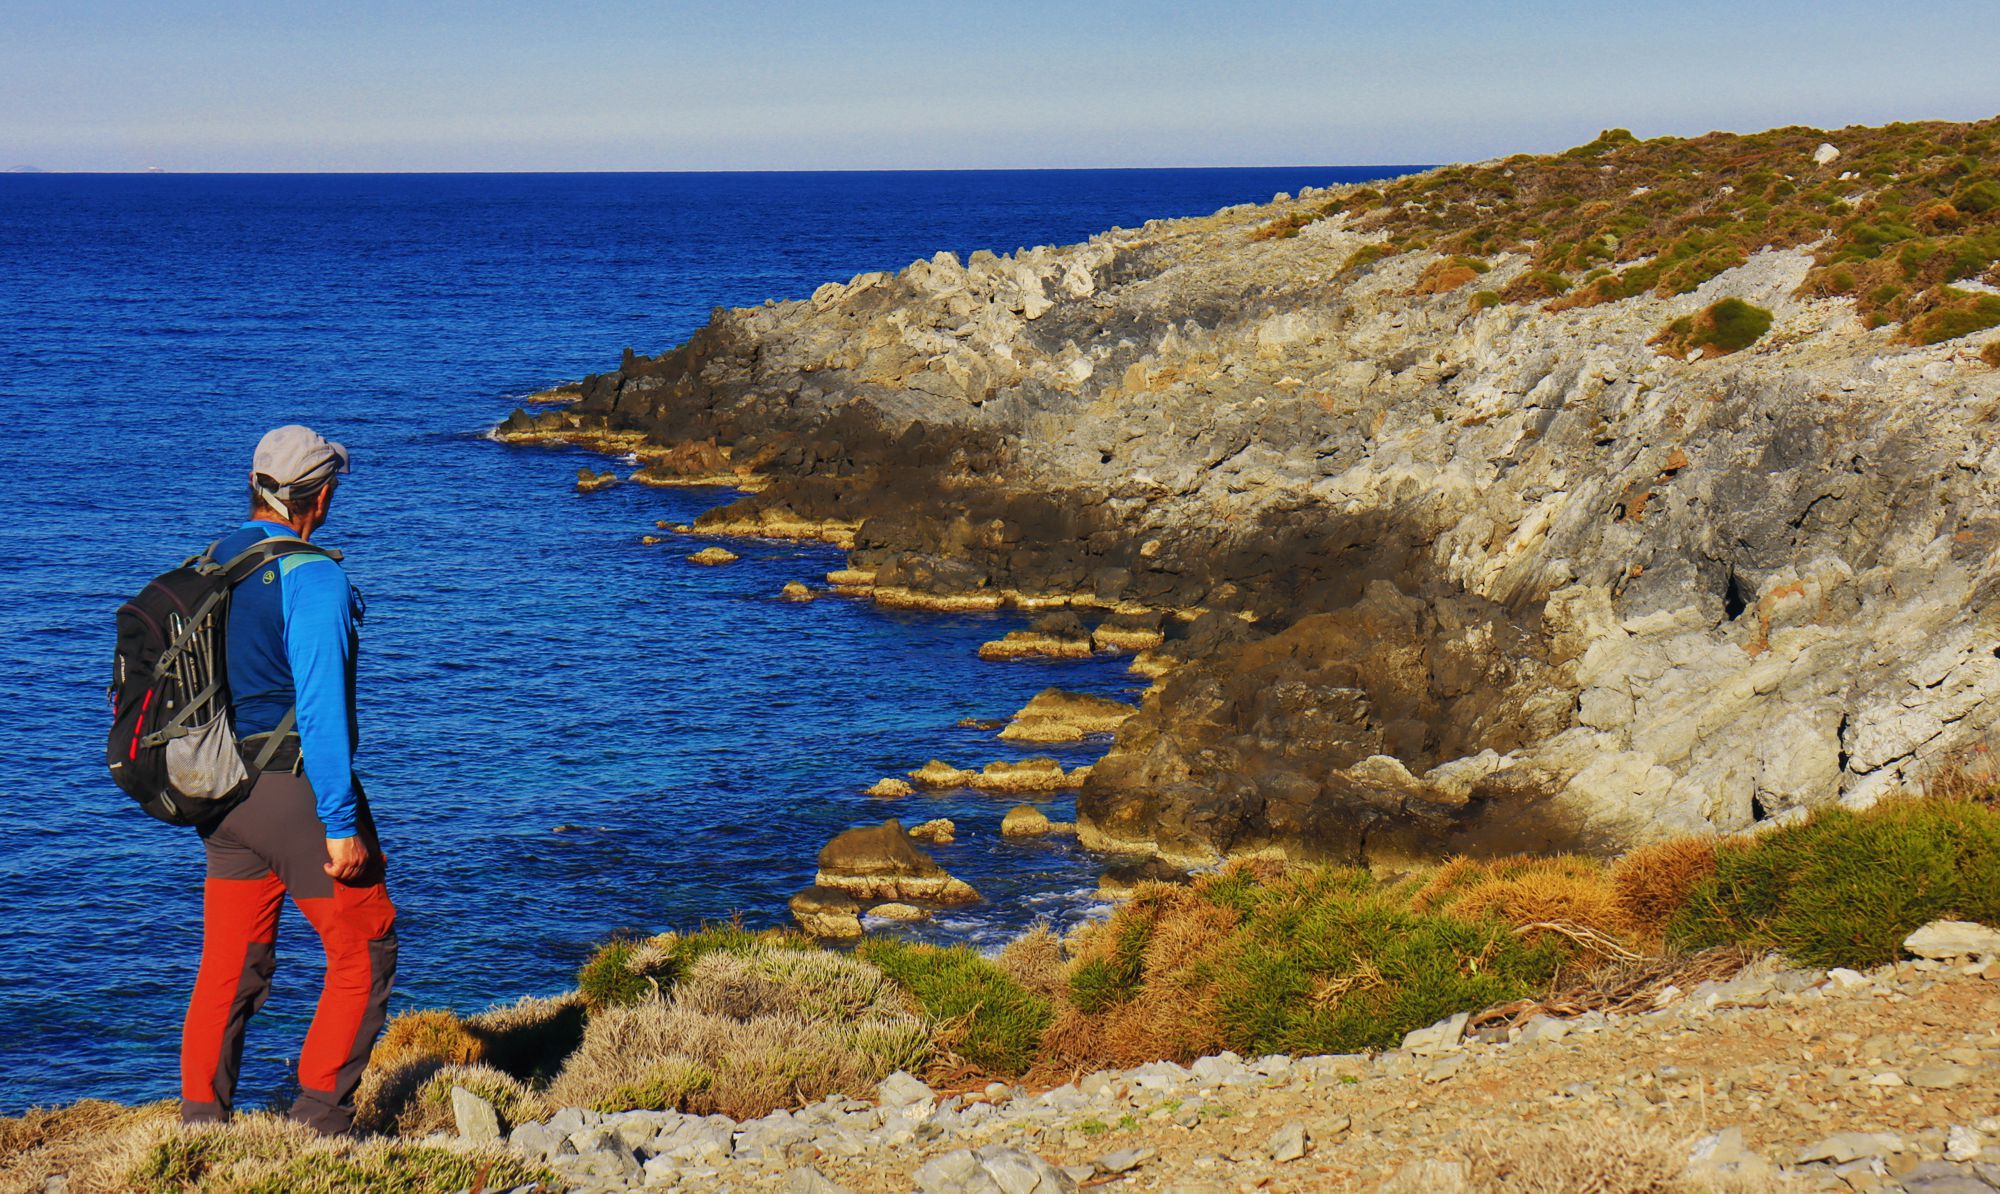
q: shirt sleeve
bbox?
[279,554,360,838]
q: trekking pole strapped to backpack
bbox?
[107,537,336,825]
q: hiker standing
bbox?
[172,426,397,1133]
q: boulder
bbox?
[866,777,915,798]
[816,820,978,904]
[687,546,740,565]
[789,885,864,938]
[781,581,815,601]
[1001,805,1053,836]
[866,902,930,923]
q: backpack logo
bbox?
[262,570,276,584]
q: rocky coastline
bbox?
[499,116,2000,873]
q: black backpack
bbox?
[107,536,336,826]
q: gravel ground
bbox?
[478,945,2000,1193]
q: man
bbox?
[179,424,396,1135]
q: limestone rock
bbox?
[815,820,978,903]
[1904,920,2000,960]
[781,581,815,601]
[865,902,929,923]
[916,1145,1077,1194]
[909,760,977,788]
[866,777,915,799]
[906,817,956,843]
[1814,142,1842,165]
[687,546,740,565]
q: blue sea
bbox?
[0,166,1416,1113]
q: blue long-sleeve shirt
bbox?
[216,519,363,837]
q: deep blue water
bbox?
[0,166,1417,1113]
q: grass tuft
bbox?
[858,939,1053,1078]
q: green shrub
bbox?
[1907,291,2000,345]
[859,940,1052,1076]
[1654,297,1773,358]
[1342,243,1391,272]
[1669,798,2000,968]
[1469,289,1503,311]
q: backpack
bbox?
[107,536,337,826]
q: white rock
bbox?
[1798,1131,1904,1163]
[1826,967,1870,988]
[1267,1120,1309,1162]
[1401,1011,1470,1054]
[1903,920,2000,960]
[450,1086,501,1143]
[878,1070,936,1109]
[1946,1125,1986,1162]
[1814,143,1841,165]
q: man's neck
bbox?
[248,513,313,540]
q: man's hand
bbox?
[324,835,369,882]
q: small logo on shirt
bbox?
[261,570,276,584]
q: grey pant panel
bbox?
[200,772,384,896]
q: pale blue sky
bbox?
[4,0,1996,171]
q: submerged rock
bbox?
[815,819,978,904]
[978,612,1095,661]
[999,689,1138,743]
[781,581,815,601]
[971,757,1079,794]
[574,467,619,493]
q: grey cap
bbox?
[250,424,350,490]
[249,425,349,516]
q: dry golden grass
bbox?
[1612,836,1721,940]
[545,945,928,1118]
[1039,882,1240,1073]
[1454,1116,1788,1193]
[994,923,1067,1002]
[368,1008,485,1074]
[1412,854,1636,951]
[0,1099,177,1194]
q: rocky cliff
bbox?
[501,117,2000,867]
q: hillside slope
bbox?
[501,116,2000,866]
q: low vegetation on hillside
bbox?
[1264,116,2000,348]
[8,793,1995,1191]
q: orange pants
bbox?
[180,772,396,1134]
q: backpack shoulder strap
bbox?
[215,537,338,586]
